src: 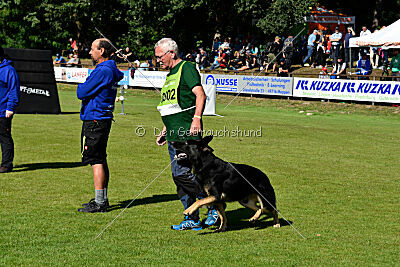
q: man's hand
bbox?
[190,117,202,136]
[5,110,13,118]
[156,127,167,146]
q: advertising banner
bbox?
[118,70,130,86]
[5,48,61,114]
[202,73,292,96]
[54,67,89,83]
[203,73,240,93]
[240,75,292,96]
[293,78,400,103]
[129,70,168,88]
[202,84,216,115]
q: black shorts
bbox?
[81,119,112,165]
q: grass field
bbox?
[1,84,399,265]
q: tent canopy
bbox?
[349,19,400,48]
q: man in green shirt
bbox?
[390,49,400,81]
[155,38,219,230]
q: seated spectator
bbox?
[53,54,66,66]
[389,49,400,81]
[319,67,330,79]
[263,50,278,73]
[233,38,242,52]
[277,55,291,77]
[147,59,156,71]
[330,57,347,79]
[138,61,149,71]
[228,51,244,71]
[236,51,256,71]
[356,53,372,79]
[184,49,197,62]
[209,49,227,70]
[250,44,259,57]
[66,54,80,67]
[196,48,209,70]
[219,38,230,51]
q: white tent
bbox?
[350,19,400,48]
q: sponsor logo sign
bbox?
[293,78,400,103]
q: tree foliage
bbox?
[1,0,399,59]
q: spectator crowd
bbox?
[53,28,400,81]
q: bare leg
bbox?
[92,163,107,189]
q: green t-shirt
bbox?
[390,54,400,73]
[161,61,202,141]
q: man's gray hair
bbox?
[154,38,179,54]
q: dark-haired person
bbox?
[77,38,124,213]
[330,56,347,79]
[0,46,20,173]
[389,49,400,81]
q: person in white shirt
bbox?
[359,26,371,58]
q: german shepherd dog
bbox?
[172,136,280,232]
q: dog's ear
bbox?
[202,145,214,153]
[171,141,184,150]
[187,139,199,145]
[202,135,213,145]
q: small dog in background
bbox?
[172,136,280,232]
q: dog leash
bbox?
[94,159,175,240]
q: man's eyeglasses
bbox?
[156,51,170,61]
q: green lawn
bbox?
[1,84,399,265]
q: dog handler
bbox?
[0,46,20,173]
[155,38,219,230]
[77,38,123,213]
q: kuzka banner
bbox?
[293,78,400,103]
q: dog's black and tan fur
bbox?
[172,136,280,232]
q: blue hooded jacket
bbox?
[77,60,123,120]
[0,59,20,117]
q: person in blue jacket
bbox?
[77,38,123,213]
[0,46,20,173]
[356,53,372,80]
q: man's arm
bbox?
[190,85,206,135]
[338,63,347,75]
[77,68,108,100]
[156,125,167,146]
[6,68,21,118]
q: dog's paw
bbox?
[183,208,192,216]
[214,227,227,233]
[249,216,259,223]
[273,223,281,228]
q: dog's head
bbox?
[171,135,214,164]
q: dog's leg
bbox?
[214,203,227,232]
[240,194,263,222]
[249,195,266,222]
[183,196,217,216]
[272,210,280,228]
[258,194,281,228]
